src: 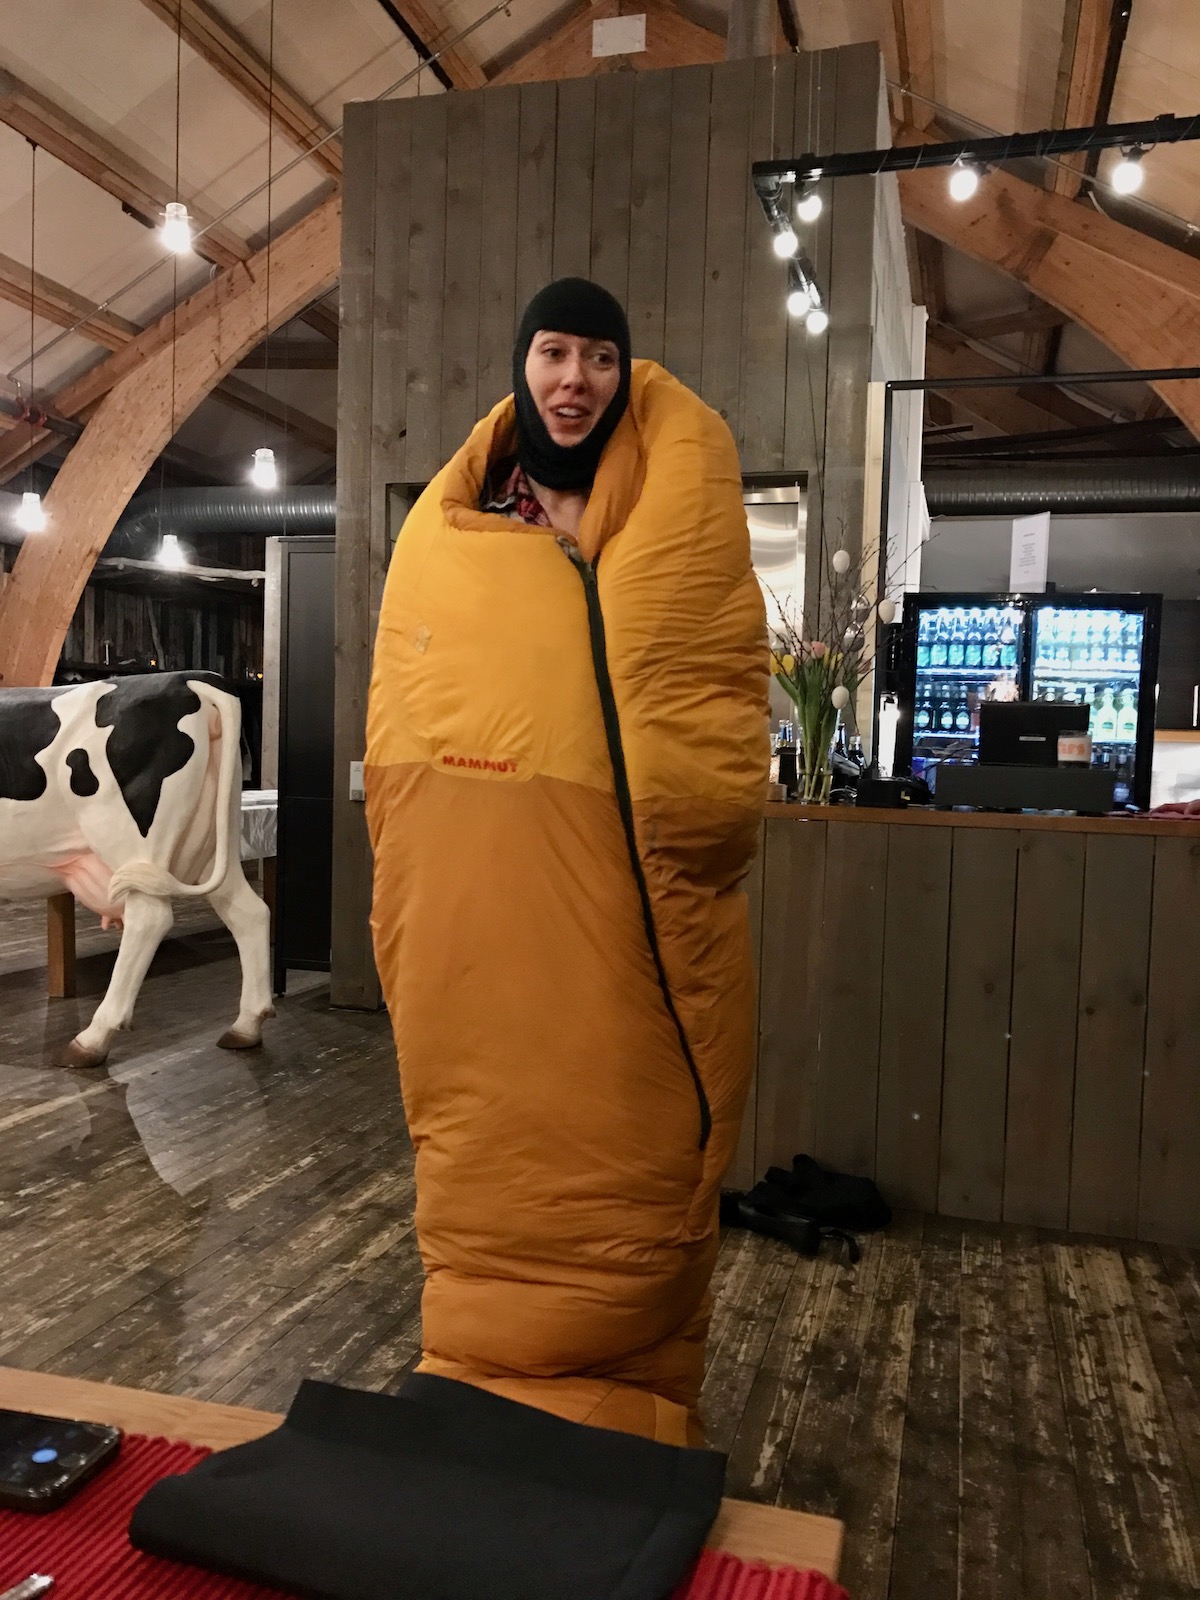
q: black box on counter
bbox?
[933,762,1117,814]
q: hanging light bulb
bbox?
[787,281,813,318]
[157,532,187,569]
[16,491,47,533]
[160,200,194,254]
[796,186,823,224]
[250,446,279,489]
[772,224,800,259]
[948,159,981,202]
[1111,147,1145,195]
[806,306,830,336]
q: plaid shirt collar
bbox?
[481,457,552,529]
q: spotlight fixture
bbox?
[772,223,800,259]
[806,304,829,336]
[786,260,814,317]
[16,490,47,533]
[250,446,279,489]
[160,200,194,254]
[786,282,812,317]
[948,159,981,202]
[795,186,823,223]
[1111,145,1146,195]
[157,532,187,569]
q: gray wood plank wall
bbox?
[332,53,884,1003]
[744,815,1200,1248]
[347,54,877,486]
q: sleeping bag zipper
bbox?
[566,545,713,1152]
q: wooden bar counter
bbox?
[734,803,1200,1247]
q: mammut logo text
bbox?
[440,754,519,774]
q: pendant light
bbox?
[160,200,194,253]
[251,0,282,490]
[18,140,46,534]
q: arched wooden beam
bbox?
[0,194,340,687]
[897,155,1200,439]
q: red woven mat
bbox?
[0,1433,848,1600]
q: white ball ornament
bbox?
[831,685,850,711]
[877,597,897,625]
[831,549,851,574]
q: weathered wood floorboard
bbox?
[3,930,1199,1598]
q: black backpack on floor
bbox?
[720,1154,891,1264]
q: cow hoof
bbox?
[217,1028,261,1051]
[59,1039,109,1070]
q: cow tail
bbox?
[107,682,241,903]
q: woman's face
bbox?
[524,331,621,449]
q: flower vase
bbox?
[798,705,839,805]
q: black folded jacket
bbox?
[129,1374,726,1600]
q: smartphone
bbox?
[0,1409,122,1512]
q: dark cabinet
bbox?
[1157,600,1200,730]
[272,536,335,991]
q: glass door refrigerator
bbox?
[893,592,1161,809]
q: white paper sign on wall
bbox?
[592,14,646,55]
[1010,511,1050,593]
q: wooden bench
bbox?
[0,1366,843,1579]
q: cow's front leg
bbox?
[60,891,174,1068]
[207,868,274,1049]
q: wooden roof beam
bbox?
[0,252,139,352]
[957,304,1070,341]
[897,132,1200,440]
[0,67,249,272]
[135,0,341,177]
[380,0,486,89]
[875,0,936,131]
[236,341,339,371]
[0,276,338,462]
[926,328,1106,432]
[0,68,337,346]
[212,374,337,457]
[1051,0,1114,199]
[0,192,341,685]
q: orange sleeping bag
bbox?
[366,360,768,1445]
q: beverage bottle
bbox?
[1106,614,1122,667]
[916,613,932,670]
[931,611,949,668]
[1096,687,1117,741]
[1117,690,1138,744]
[982,609,1001,670]
[915,692,932,735]
[965,609,983,669]
[955,692,971,734]
[938,694,954,733]
[1122,614,1140,670]
[948,609,966,667]
[1000,615,1017,669]
[1079,614,1096,668]
[1055,610,1070,667]
[777,722,799,797]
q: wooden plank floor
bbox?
[2,913,1198,1599]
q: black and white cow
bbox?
[0,672,272,1068]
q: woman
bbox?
[366,279,767,1446]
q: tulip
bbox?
[810,641,827,659]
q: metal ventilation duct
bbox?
[924,459,1200,517]
[110,488,336,553]
[1,487,337,552]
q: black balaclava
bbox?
[512,278,632,493]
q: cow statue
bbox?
[0,671,273,1068]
